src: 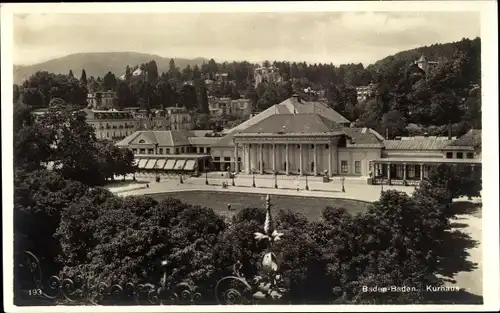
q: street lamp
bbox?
[341,176,345,193]
[305,173,309,191]
[231,172,235,186]
[179,173,184,184]
[252,168,256,188]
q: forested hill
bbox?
[14,52,209,84]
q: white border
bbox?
[2,2,498,312]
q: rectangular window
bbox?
[175,148,179,154]
[446,152,453,159]
[467,152,474,159]
[166,148,170,154]
[325,144,329,149]
[140,148,145,154]
[148,149,154,154]
[354,161,361,174]
[159,148,163,154]
[181,147,185,153]
[106,132,109,138]
[132,149,137,154]
[224,157,231,162]
[456,152,463,159]
[206,147,211,154]
[341,161,348,173]
[214,157,220,161]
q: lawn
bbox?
[149,191,370,221]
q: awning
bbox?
[164,159,176,170]
[144,159,158,169]
[155,159,167,169]
[174,159,187,170]
[184,160,196,171]
[137,159,148,169]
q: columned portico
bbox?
[259,144,264,174]
[299,144,303,176]
[285,144,289,175]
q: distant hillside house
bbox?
[414,55,439,74]
[355,83,376,102]
[87,90,116,109]
[208,97,252,118]
[254,65,282,87]
[138,107,194,131]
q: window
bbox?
[148,149,154,154]
[199,147,204,154]
[181,147,185,153]
[224,157,231,162]
[132,149,137,154]
[237,157,241,162]
[325,144,329,149]
[214,157,220,161]
[341,161,348,173]
[311,144,315,149]
[311,162,315,172]
[446,152,453,159]
[139,139,145,143]
[467,152,474,159]
[159,148,163,154]
[206,147,211,154]
[297,145,300,149]
[140,148,146,154]
[456,152,463,159]
[355,161,361,174]
[106,132,109,138]
[166,148,170,154]
[175,148,179,154]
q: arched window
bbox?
[139,139,145,143]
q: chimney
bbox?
[291,94,301,103]
[448,120,452,140]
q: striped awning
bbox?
[144,159,158,169]
[164,159,176,170]
[155,159,167,169]
[137,159,149,169]
[174,159,187,170]
[184,160,196,171]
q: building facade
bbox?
[208,97,252,118]
[87,90,116,109]
[254,65,283,87]
[356,84,376,102]
[414,55,439,74]
[138,107,194,131]
[116,130,219,173]
[83,108,140,141]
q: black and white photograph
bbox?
[2,2,499,312]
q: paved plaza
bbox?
[107,173,483,300]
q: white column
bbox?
[387,163,391,180]
[328,143,332,177]
[234,143,239,173]
[314,143,318,175]
[285,144,289,175]
[259,144,264,174]
[403,163,407,180]
[299,144,303,176]
[245,144,252,174]
[420,164,424,180]
[272,144,276,172]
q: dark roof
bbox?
[448,129,481,148]
[240,113,344,134]
[384,138,452,150]
[116,130,213,147]
[344,128,385,148]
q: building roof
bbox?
[372,157,481,164]
[116,130,214,147]
[344,128,385,148]
[384,138,452,150]
[239,113,344,134]
[212,96,351,147]
[448,129,481,148]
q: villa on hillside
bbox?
[115,95,481,185]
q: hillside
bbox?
[14,52,209,84]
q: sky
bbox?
[13,11,480,66]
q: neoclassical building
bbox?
[210,95,481,184]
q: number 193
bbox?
[28,289,42,296]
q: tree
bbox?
[116,82,136,109]
[155,80,175,109]
[145,60,159,85]
[380,110,408,139]
[424,163,482,202]
[168,59,181,81]
[102,72,117,92]
[80,69,87,86]
[197,83,210,114]
[68,70,74,78]
[179,84,198,110]
[14,84,21,104]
